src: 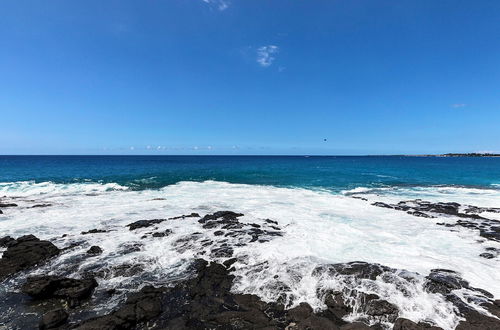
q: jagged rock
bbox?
[340,322,372,329]
[314,261,391,281]
[0,202,17,207]
[323,290,352,320]
[32,203,52,208]
[223,257,237,269]
[0,235,60,280]
[39,309,68,329]
[86,246,103,255]
[152,229,173,238]
[199,211,244,223]
[424,269,468,295]
[372,202,394,209]
[73,260,347,329]
[127,219,166,230]
[479,253,495,259]
[169,213,200,220]
[0,235,16,248]
[407,211,435,218]
[393,318,442,329]
[265,219,279,225]
[22,275,98,308]
[456,308,500,330]
[363,299,398,322]
[81,229,108,235]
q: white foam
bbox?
[0,181,128,197]
[1,180,499,329]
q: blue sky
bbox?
[1,0,499,155]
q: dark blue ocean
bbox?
[1,155,499,191]
[2,155,500,330]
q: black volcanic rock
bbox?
[152,229,172,237]
[363,298,398,322]
[393,318,442,329]
[314,261,391,281]
[169,213,200,220]
[32,203,52,208]
[199,211,244,223]
[86,246,103,255]
[126,219,166,230]
[0,235,16,248]
[424,269,469,295]
[39,309,69,329]
[72,259,402,330]
[81,229,108,235]
[0,202,18,207]
[22,275,98,308]
[479,252,495,259]
[0,235,60,281]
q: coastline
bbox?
[1,183,500,329]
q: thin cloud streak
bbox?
[202,0,230,11]
[256,45,279,67]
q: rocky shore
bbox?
[1,209,500,329]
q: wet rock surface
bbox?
[86,246,103,255]
[0,235,60,280]
[72,260,385,330]
[81,229,108,235]
[126,218,166,230]
[22,275,98,307]
[40,309,69,329]
[0,235,17,247]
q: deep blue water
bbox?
[1,155,499,192]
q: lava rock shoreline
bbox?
[1,211,500,330]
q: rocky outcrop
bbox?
[392,318,442,329]
[81,229,108,235]
[39,309,69,329]
[86,246,103,255]
[423,269,500,329]
[169,212,200,220]
[74,260,361,330]
[0,235,60,280]
[0,202,18,207]
[22,275,98,308]
[126,219,166,230]
[0,235,16,247]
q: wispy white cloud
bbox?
[202,0,230,11]
[451,103,467,108]
[256,45,279,67]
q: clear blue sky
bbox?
[1,0,499,155]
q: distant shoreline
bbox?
[417,153,500,157]
[0,153,499,157]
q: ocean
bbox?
[1,155,499,329]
